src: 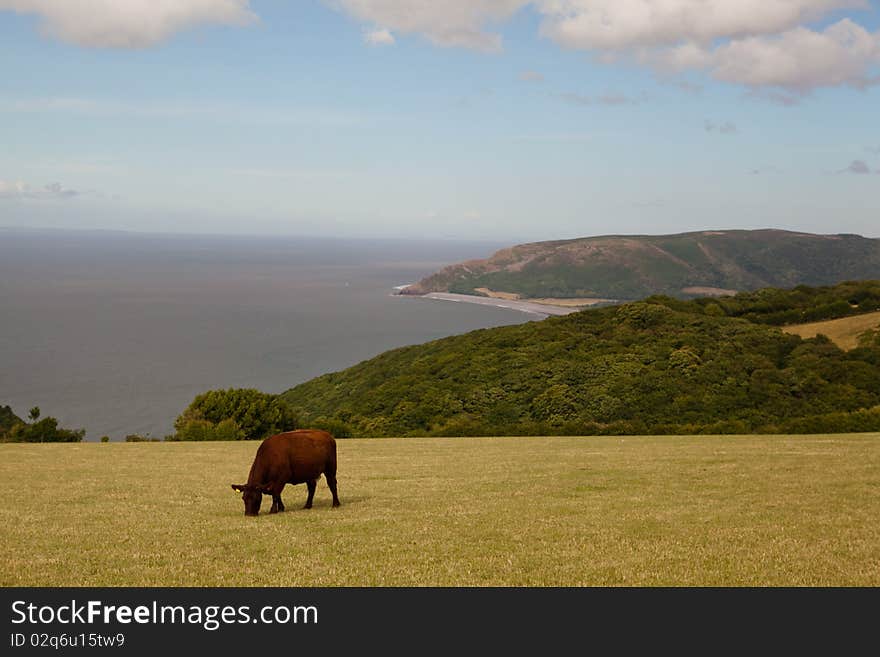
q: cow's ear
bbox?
[231,484,245,493]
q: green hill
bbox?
[400,229,880,300]
[281,281,880,437]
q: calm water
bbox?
[0,229,530,440]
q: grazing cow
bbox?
[231,429,341,516]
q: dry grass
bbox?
[782,310,880,350]
[530,297,613,308]
[475,287,521,301]
[2,435,879,586]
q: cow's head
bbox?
[230,483,269,516]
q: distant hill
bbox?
[400,229,880,300]
[282,281,880,437]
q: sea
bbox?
[0,229,532,440]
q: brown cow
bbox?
[231,429,341,516]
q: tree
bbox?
[0,405,24,440]
[1,405,84,443]
[172,388,298,441]
[8,417,84,443]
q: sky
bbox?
[0,0,878,241]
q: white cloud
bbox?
[0,180,80,199]
[332,1,879,94]
[536,0,863,51]
[0,0,257,48]
[329,0,529,52]
[540,3,879,93]
[364,27,395,46]
[710,19,880,91]
[5,0,879,94]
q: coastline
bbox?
[424,293,580,317]
[393,288,585,317]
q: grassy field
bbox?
[782,310,880,350]
[2,434,879,586]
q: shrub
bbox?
[173,418,243,442]
[6,417,84,443]
[173,388,298,441]
[310,417,353,439]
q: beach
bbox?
[408,292,582,317]
[394,285,615,318]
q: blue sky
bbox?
[1,1,878,241]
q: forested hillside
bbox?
[282,281,880,437]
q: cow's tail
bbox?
[327,437,338,476]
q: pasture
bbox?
[782,309,880,350]
[1,434,879,586]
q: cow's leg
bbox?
[270,492,284,514]
[304,479,317,509]
[326,473,341,508]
